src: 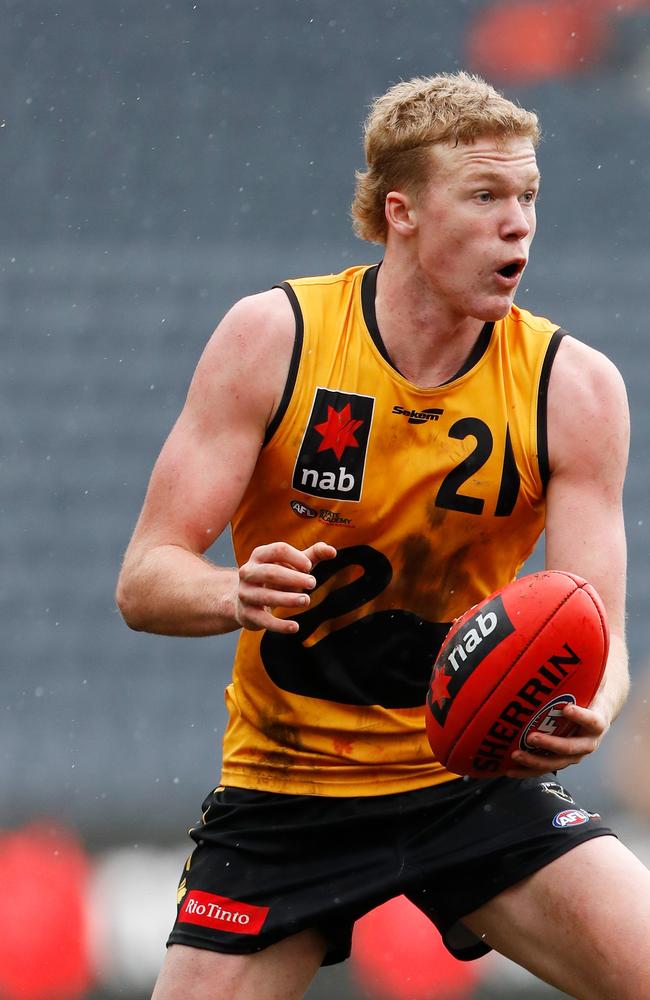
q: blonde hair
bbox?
[351,72,540,244]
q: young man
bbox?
[117,73,650,999]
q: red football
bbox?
[425,571,609,778]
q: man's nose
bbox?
[501,199,532,240]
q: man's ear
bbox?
[385,190,417,236]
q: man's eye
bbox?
[476,192,492,203]
[521,191,537,204]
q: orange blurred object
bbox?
[466,0,611,83]
[351,895,481,1000]
[0,824,92,1000]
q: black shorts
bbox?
[167,775,614,965]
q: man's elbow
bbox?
[115,572,147,632]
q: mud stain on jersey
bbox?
[255,710,307,769]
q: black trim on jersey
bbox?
[264,282,305,446]
[361,262,493,384]
[537,328,567,492]
[440,322,493,385]
[361,263,391,362]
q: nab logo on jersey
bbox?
[293,388,374,502]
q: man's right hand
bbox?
[236,541,337,633]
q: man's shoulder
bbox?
[506,304,622,386]
[280,263,375,291]
[507,302,562,336]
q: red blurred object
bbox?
[352,895,481,1000]
[0,823,92,1000]
[466,0,611,83]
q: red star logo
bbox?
[429,668,452,709]
[314,403,363,461]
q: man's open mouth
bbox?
[497,259,526,279]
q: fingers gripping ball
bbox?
[425,571,609,777]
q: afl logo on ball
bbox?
[552,809,590,829]
[519,694,577,751]
[292,388,374,502]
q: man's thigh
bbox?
[463,836,650,1000]
[152,930,327,1000]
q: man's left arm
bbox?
[507,334,630,776]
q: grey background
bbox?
[3,2,650,997]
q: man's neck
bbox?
[374,254,486,388]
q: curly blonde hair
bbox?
[351,72,540,244]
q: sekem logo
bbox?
[392,404,444,425]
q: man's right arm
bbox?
[115,288,335,637]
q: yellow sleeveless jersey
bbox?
[220,264,564,796]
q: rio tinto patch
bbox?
[179,891,269,935]
[292,388,375,502]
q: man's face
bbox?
[411,135,539,322]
